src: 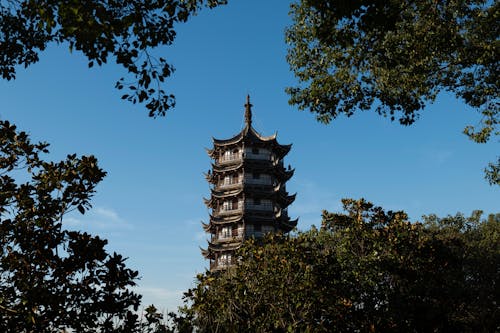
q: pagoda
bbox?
[202,96,298,270]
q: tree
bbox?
[286,0,499,184]
[183,199,499,332]
[0,0,226,117]
[0,120,175,332]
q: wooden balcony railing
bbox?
[219,153,242,164]
[219,180,242,188]
[218,207,243,216]
[215,231,244,242]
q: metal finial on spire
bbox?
[244,94,252,127]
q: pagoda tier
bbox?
[206,129,291,160]
[207,161,294,183]
[201,96,298,270]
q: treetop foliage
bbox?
[0,0,226,117]
[183,198,500,332]
[286,0,499,184]
[286,0,498,129]
[1,1,497,184]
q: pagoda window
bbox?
[223,200,232,211]
[232,225,243,237]
[223,199,240,211]
[245,172,272,185]
[220,226,231,239]
[224,174,234,185]
[246,198,273,211]
[221,148,241,162]
[246,147,271,160]
[218,253,232,267]
[222,173,241,186]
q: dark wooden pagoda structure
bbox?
[202,96,298,270]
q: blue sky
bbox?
[1,1,498,311]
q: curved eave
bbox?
[201,247,213,259]
[212,131,244,146]
[207,241,241,252]
[211,188,243,198]
[212,126,288,147]
[209,214,244,224]
[279,193,296,206]
[246,126,277,142]
[274,208,293,219]
[275,143,292,158]
[212,162,244,173]
[202,221,212,232]
[279,217,298,232]
[276,168,294,182]
[206,147,216,157]
[273,182,291,193]
[204,172,215,183]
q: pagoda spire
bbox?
[244,95,252,128]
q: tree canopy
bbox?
[183,199,500,332]
[286,0,499,184]
[2,1,497,185]
[0,0,226,117]
[0,120,181,332]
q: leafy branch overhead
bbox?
[0,0,226,117]
[286,0,499,184]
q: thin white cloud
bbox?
[432,150,453,166]
[182,218,208,241]
[420,148,454,167]
[62,206,133,230]
[94,207,120,221]
[184,218,202,227]
[63,216,83,227]
[290,179,341,218]
[285,178,349,231]
[134,286,185,312]
[194,231,207,241]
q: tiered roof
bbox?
[206,96,292,158]
[201,96,298,269]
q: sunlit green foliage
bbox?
[286,0,499,183]
[184,199,499,332]
[484,157,500,185]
